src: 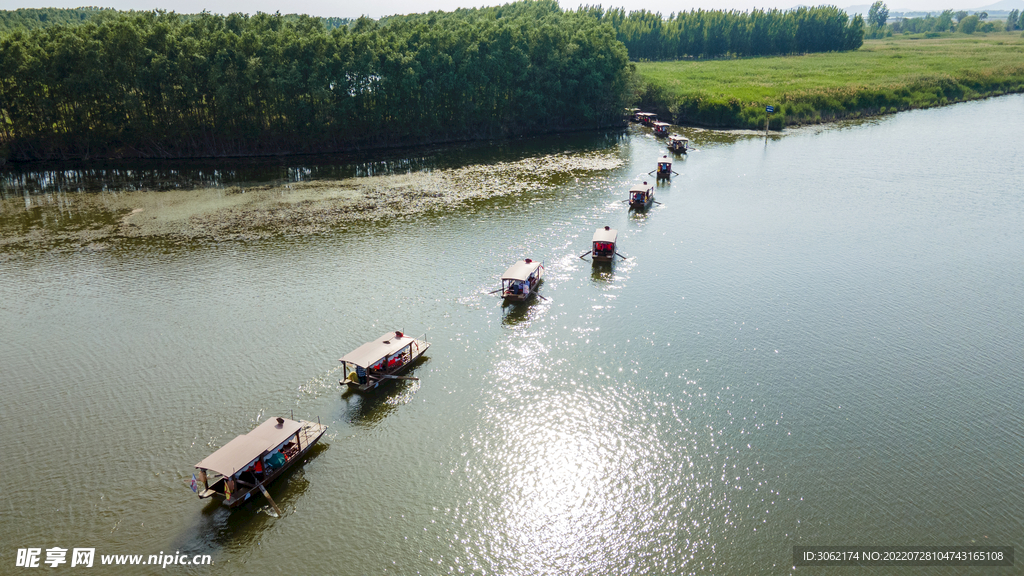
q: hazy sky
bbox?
[0,0,1003,20]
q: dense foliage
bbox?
[0,7,115,33]
[0,8,351,34]
[0,1,630,160]
[598,5,864,60]
[6,3,959,162]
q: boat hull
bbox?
[502,279,543,301]
[502,291,536,302]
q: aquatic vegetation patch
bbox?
[0,151,622,250]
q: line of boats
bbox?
[190,228,624,512]
[191,329,433,511]
[631,109,691,154]
[191,126,687,513]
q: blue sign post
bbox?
[764,105,775,140]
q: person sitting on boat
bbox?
[254,459,263,479]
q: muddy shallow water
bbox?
[0,151,623,252]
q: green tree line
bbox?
[0,1,630,160]
[0,8,351,34]
[593,5,863,60]
[1,1,872,162]
[879,8,1023,35]
[0,7,115,33]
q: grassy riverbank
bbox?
[636,32,1024,129]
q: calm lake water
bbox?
[2,95,1023,575]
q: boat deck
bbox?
[298,421,328,449]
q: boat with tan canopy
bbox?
[668,134,690,153]
[655,155,674,179]
[628,181,655,210]
[586,226,619,262]
[339,331,430,392]
[499,258,544,302]
[193,416,327,511]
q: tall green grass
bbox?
[636,33,1024,129]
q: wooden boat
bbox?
[194,416,328,509]
[500,258,544,302]
[339,331,430,392]
[635,111,657,125]
[656,155,673,179]
[668,135,690,153]
[628,181,655,210]
[652,121,670,136]
[591,226,618,262]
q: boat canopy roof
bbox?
[669,135,689,142]
[629,183,652,193]
[636,112,656,117]
[658,155,672,164]
[340,331,415,367]
[502,259,542,282]
[652,121,671,127]
[592,227,617,243]
[195,417,304,476]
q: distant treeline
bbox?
[0,1,630,160]
[0,7,352,34]
[888,10,1024,34]
[0,7,115,33]
[597,5,864,60]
